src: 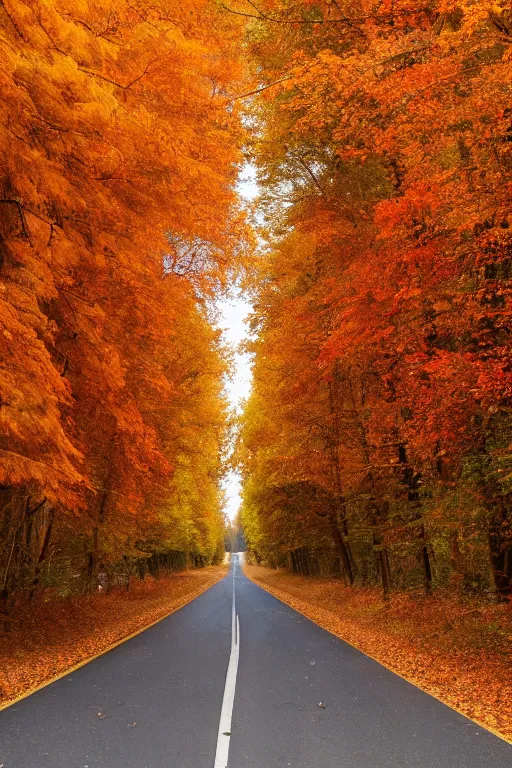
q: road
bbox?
[0,556,510,767]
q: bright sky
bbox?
[217,166,258,522]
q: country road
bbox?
[0,556,510,768]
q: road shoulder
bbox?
[243,563,512,744]
[0,565,227,711]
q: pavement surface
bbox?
[0,555,510,767]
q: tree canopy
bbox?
[1,0,249,602]
[2,0,512,609]
[238,0,512,596]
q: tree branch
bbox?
[0,199,31,240]
[221,0,418,28]
[296,157,325,195]
[0,0,27,41]
[230,76,292,101]
[78,58,158,90]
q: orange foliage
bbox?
[0,0,249,605]
[240,0,512,597]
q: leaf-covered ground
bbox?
[0,566,227,709]
[244,565,512,743]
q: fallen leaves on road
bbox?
[0,566,227,708]
[244,564,512,743]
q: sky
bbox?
[217,165,259,522]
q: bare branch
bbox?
[230,76,292,101]
[78,58,158,90]
[0,199,31,241]
[296,157,325,195]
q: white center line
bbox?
[214,556,240,768]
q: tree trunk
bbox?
[398,443,432,595]
[29,508,54,600]
[122,555,131,592]
[420,525,433,596]
[137,559,146,580]
[87,488,108,590]
[330,517,354,585]
[87,525,99,589]
[373,532,391,598]
[489,501,512,596]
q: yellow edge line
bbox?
[0,571,226,714]
[243,566,512,746]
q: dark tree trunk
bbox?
[122,555,131,592]
[420,525,433,596]
[137,559,146,580]
[398,443,433,595]
[0,587,9,632]
[29,508,54,600]
[373,532,391,598]
[87,488,108,590]
[370,501,391,597]
[330,517,354,585]
[489,501,512,596]
[87,525,99,588]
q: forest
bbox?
[1,0,512,628]
[238,0,512,599]
[0,0,249,614]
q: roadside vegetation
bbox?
[238,1,512,738]
[239,2,512,600]
[0,0,249,623]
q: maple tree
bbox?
[238,0,512,596]
[0,0,248,612]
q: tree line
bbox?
[238,0,512,597]
[0,0,248,614]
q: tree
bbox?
[0,0,249,607]
[239,0,512,595]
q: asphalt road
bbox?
[0,556,510,767]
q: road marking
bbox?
[214,557,240,768]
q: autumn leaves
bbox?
[1,0,511,612]
[0,0,248,602]
[238,1,512,596]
